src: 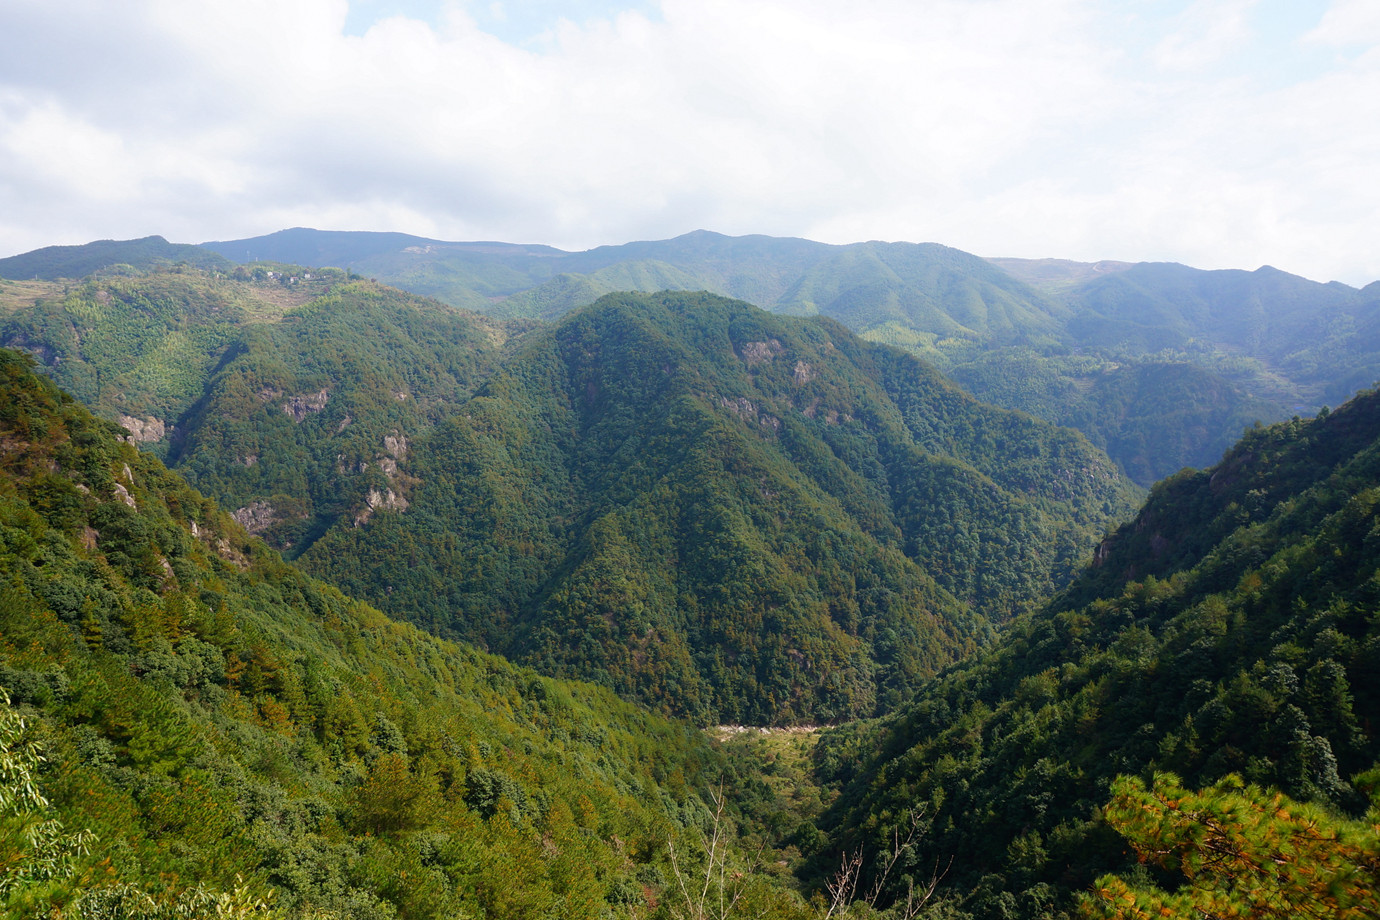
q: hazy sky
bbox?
[2,0,1377,284]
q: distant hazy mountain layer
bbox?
[201,228,1380,485]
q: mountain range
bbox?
[192,229,1380,484]
[11,229,1380,486]
[2,230,1379,919]
[294,290,1134,723]
[1,263,1138,723]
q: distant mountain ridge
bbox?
[203,228,1067,337]
[197,227,1380,485]
[9,229,1380,486]
[986,256,1136,286]
[0,234,233,279]
[202,226,565,270]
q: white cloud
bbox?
[1306,0,1380,47]
[0,0,1377,285]
[1152,0,1259,72]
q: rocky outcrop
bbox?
[232,500,280,535]
[382,433,408,460]
[353,488,409,527]
[739,339,784,365]
[282,388,329,422]
[118,414,166,443]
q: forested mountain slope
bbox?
[993,260,1380,402]
[207,229,1067,343]
[198,228,1380,485]
[298,291,1137,725]
[0,347,814,919]
[0,235,233,281]
[0,264,360,437]
[1066,262,1362,354]
[162,283,527,551]
[0,266,531,550]
[914,262,1380,485]
[946,351,1282,486]
[813,386,1380,918]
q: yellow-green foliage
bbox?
[1086,772,1380,920]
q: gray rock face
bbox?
[119,414,166,442]
[283,388,330,422]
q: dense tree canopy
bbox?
[5,243,1380,919]
[0,348,788,919]
[301,292,1136,724]
[814,385,1380,918]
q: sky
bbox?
[1,0,1378,285]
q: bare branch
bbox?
[825,804,949,918]
[667,780,766,920]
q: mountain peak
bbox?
[0,235,231,280]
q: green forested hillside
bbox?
[1065,262,1361,354]
[925,260,1380,485]
[495,260,717,320]
[0,265,350,437]
[163,283,524,551]
[947,350,1282,484]
[813,386,1380,918]
[297,292,1136,725]
[0,266,530,551]
[0,236,233,281]
[200,228,1380,485]
[0,347,818,919]
[1036,261,1380,408]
